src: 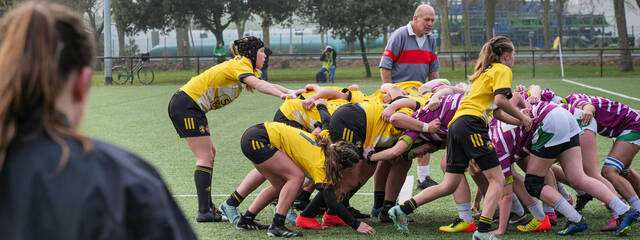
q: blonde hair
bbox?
[468,36,514,82]
[0,2,95,173]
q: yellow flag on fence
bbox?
[553,36,560,50]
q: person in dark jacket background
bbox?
[0,2,195,239]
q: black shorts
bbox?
[168,91,209,138]
[328,103,367,154]
[531,134,580,159]
[446,115,499,174]
[240,124,278,165]
[273,109,305,130]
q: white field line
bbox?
[562,78,640,102]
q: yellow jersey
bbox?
[180,56,259,112]
[364,81,424,103]
[360,102,410,148]
[300,87,366,103]
[450,63,513,126]
[278,98,348,130]
[264,121,327,184]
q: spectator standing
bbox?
[214,41,227,64]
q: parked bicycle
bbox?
[111,53,155,85]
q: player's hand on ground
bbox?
[356,222,376,235]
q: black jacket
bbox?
[0,127,196,240]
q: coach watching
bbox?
[380,4,439,83]
[376,4,441,215]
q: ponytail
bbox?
[468,36,514,82]
[318,136,359,199]
[0,2,95,173]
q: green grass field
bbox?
[81,74,640,239]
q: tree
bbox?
[112,0,137,56]
[462,0,471,50]
[613,0,633,72]
[378,0,419,47]
[435,0,451,51]
[556,0,565,44]
[324,0,387,77]
[542,0,551,49]
[485,0,496,40]
[55,0,104,54]
[248,0,300,48]
[191,0,232,46]
[229,0,251,39]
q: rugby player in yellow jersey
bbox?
[237,122,376,237]
[167,36,298,222]
[388,36,533,239]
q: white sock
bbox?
[527,202,546,220]
[543,202,554,213]
[511,193,525,217]
[609,197,631,217]
[457,202,473,223]
[557,182,572,200]
[417,165,430,182]
[628,195,640,210]
[554,199,582,223]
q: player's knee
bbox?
[524,174,545,199]
[603,156,625,176]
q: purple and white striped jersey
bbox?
[401,93,464,144]
[489,119,529,178]
[565,94,640,137]
[529,100,559,131]
[491,101,559,178]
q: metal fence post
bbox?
[197,56,200,74]
[600,49,604,78]
[464,51,467,79]
[532,50,535,79]
[450,51,454,72]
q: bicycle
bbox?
[111,53,155,85]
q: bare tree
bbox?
[462,0,471,50]
[542,0,551,49]
[435,0,451,51]
[613,0,633,71]
[556,0,565,44]
[485,0,496,40]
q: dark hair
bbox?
[0,2,95,173]
[317,136,359,198]
[231,36,264,69]
[468,36,514,82]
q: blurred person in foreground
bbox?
[0,2,195,239]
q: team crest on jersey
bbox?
[199,125,206,134]
[488,143,494,149]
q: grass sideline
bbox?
[82,77,640,239]
[91,64,640,86]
